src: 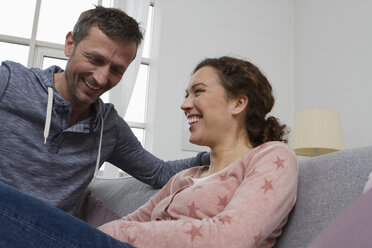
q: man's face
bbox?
[62,26,137,107]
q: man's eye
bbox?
[194,89,204,95]
[111,67,123,75]
[88,56,102,65]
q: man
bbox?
[0,6,208,213]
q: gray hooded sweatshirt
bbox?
[0,61,208,213]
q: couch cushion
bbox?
[89,177,159,217]
[275,146,372,248]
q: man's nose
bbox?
[93,65,110,86]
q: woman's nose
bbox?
[180,96,193,111]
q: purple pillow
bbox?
[309,188,372,248]
[74,189,120,227]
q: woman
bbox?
[98,56,298,247]
[0,56,297,248]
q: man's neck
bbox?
[69,105,92,126]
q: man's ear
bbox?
[231,95,248,116]
[64,32,74,57]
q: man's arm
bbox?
[107,115,210,188]
[0,62,10,101]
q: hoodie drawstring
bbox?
[44,87,53,144]
[92,116,104,181]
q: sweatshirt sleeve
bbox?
[0,62,10,101]
[98,144,298,248]
[107,116,210,188]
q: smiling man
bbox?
[55,25,137,126]
[0,6,208,214]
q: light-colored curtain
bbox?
[110,0,150,117]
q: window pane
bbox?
[101,91,109,103]
[0,42,29,66]
[124,64,148,123]
[131,128,145,145]
[42,57,67,69]
[101,0,114,7]
[142,5,154,58]
[37,0,98,44]
[0,0,36,38]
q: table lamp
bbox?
[290,108,345,156]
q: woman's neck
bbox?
[201,135,252,178]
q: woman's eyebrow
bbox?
[191,82,207,91]
[185,82,207,97]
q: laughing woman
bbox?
[0,56,297,248]
[98,56,298,247]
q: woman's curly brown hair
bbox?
[193,56,288,147]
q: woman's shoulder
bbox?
[240,141,297,170]
[252,141,295,157]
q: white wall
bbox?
[294,0,372,149]
[147,0,295,160]
[147,0,372,160]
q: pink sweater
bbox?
[98,141,298,247]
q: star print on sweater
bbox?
[218,215,233,224]
[98,141,298,248]
[274,156,286,169]
[187,201,200,217]
[261,178,274,194]
[185,224,203,241]
[217,195,229,207]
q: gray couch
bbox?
[88,146,372,247]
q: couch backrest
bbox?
[89,177,159,217]
[275,146,372,247]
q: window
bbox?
[0,1,155,178]
[124,3,154,144]
[105,2,155,178]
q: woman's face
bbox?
[181,66,236,147]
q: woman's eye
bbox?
[194,89,204,95]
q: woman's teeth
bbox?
[83,79,100,91]
[188,117,200,125]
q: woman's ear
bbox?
[231,95,248,116]
[64,32,74,57]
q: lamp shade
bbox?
[290,108,345,156]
